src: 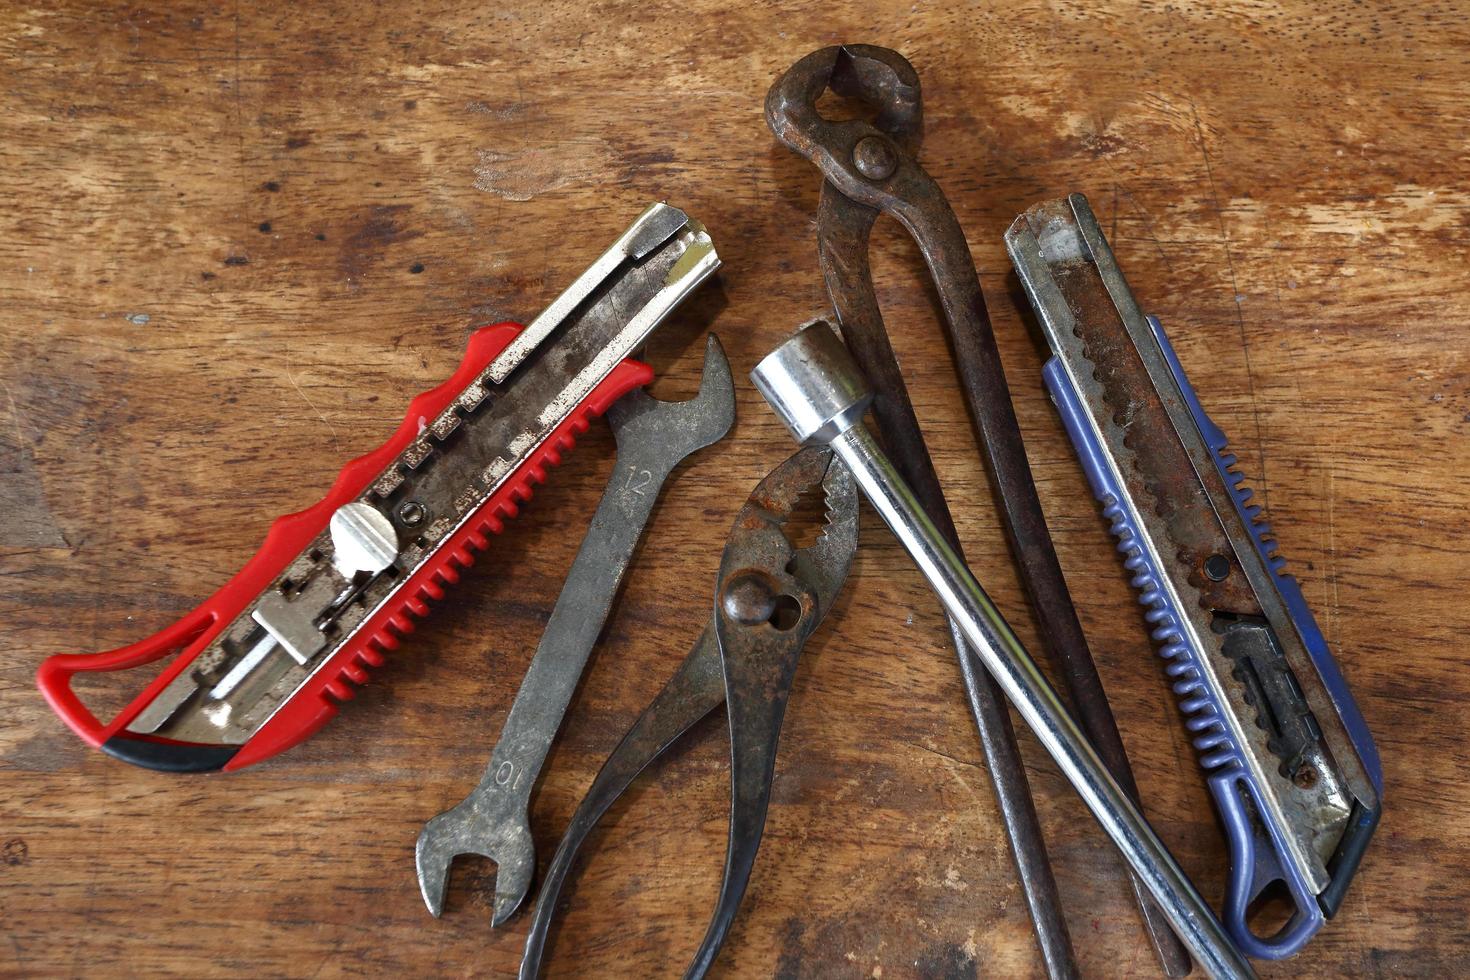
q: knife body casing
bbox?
[1007,193,1381,959]
[38,204,718,772]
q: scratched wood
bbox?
[1,1,1467,976]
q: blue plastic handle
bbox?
[1040,318,1383,959]
[1145,316,1382,798]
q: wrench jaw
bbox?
[414,808,469,919]
[488,840,536,928]
[607,335,735,453]
[414,803,535,925]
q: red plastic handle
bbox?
[36,322,653,770]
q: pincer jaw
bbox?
[765,44,923,159]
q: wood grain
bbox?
[2,2,1467,976]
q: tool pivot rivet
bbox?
[852,136,897,181]
[721,571,778,626]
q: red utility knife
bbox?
[37,203,719,773]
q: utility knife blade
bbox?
[38,202,718,773]
[1006,192,1381,959]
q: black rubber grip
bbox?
[101,735,237,773]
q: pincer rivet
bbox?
[852,135,897,181]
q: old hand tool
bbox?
[519,446,858,979]
[767,44,1189,976]
[1006,193,1382,958]
[753,322,1257,980]
[37,203,718,772]
[416,334,736,925]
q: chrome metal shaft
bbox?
[752,321,1255,980]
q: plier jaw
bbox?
[717,446,858,643]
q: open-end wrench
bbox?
[416,334,736,925]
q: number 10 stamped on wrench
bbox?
[416,336,736,924]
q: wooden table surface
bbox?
[3,2,1467,976]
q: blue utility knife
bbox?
[1006,193,1382,960]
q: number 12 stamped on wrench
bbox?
[416,335,736,924]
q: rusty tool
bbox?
[36,203,718,772]
[767,44,1189,976]
[1007,193,1381,959]
[518,447,858,979]
[416,335,736,925]
[752,321,1255,980]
